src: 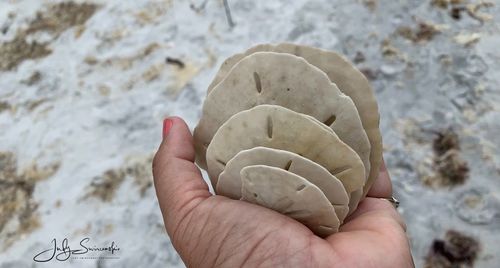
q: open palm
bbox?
[153,117,414,268]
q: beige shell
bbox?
[302,116,356,215]
[194,52,371,182]
[206,43,382,198]
[348,189,363,213]
[217,147,349,222]
[206,104,365,194]
[241,165,340,237]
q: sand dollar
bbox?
[241,165,340,237]
[206,43,382,197]
[348,189,363,213]
[206,105,365,194]
[217,147,349,222]
[195,52,370,182]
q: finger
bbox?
[328,198,413,268]
[366,158,393,198]
[342,197,406,232]
[153,117,211,235]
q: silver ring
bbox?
[381,196,400,208]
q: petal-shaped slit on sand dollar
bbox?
[217,147,349,222]
[240,165,340,237]
[194,52,371,182]
[206,43,382,198]
[206,105,365,194]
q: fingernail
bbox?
[163,118,173,139]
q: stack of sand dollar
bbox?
[193,43,382,237]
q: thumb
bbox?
[152,116,211,237]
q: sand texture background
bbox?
[0,0,499,267]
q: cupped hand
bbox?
[153,117,414,268]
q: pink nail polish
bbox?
[163,118,173,139]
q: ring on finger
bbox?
[379,196,400,208]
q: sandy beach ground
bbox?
[1,0,499,267]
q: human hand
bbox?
[153,117,414,267]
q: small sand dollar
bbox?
[206,43,382,198]
[241,165,340,237]
[194,52,370,182]
[206,105,365,194]
[217,147,349,222]
[348,189,363,213]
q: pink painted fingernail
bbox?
[163,118,173,139]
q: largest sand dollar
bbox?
[206,43,382,197]
[206,105,365,194]
[195,52,370,182]
[241,165,340,237]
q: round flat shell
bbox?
[206,104,365,194]
[206,43,382,198]
[217,147,349,222]
[348,189,363,215]
[241,165,340,237]
[194,52,370,182]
